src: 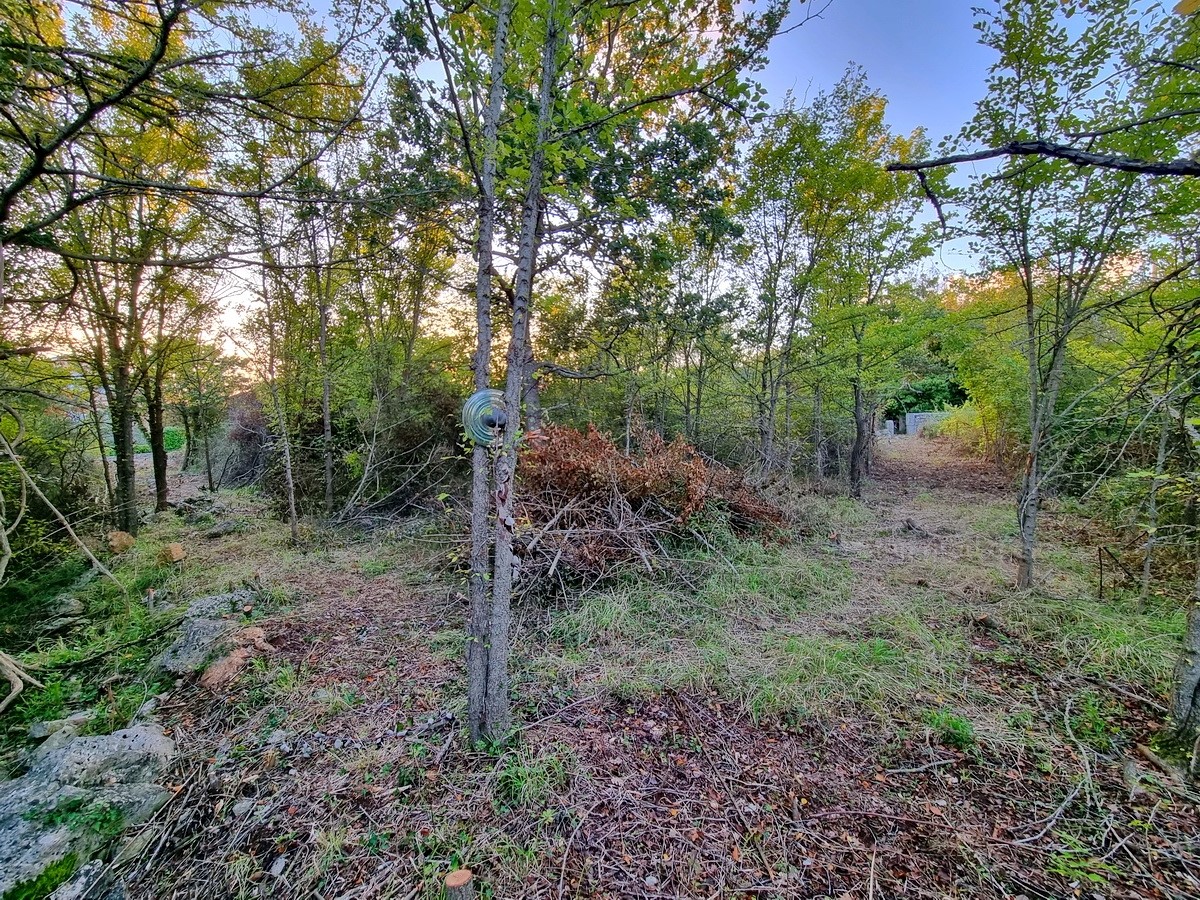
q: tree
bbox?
[403,0,788,742]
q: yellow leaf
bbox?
[1176,0,1200,14]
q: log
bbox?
[445,869,474,900]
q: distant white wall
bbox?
[905,411,950,436]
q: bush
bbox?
[163,426,185,451]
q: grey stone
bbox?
[40,616,88,635]
[29,710,97,740]
[157,618,236,674]
[0,726,175,898]
[231,799,255,818]
[49,859,105,900]
[28,725,175,788]
[205,519,240,538]
[185,589,254,619]
[50,594,85,617]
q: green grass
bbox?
[494,742,574,810]
[1,854,78,900]
[924,709,976,749]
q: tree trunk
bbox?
[483,0,561,742]
[88,382,115,518]
[108,370,139,535]
[1171,562,1200,740]
[144,373,169,511]
[812,381,825,478]
[849,376,870,499]
[320,298,334,517]
[203,427,215,492]
[462,0,514,744]
[180,407,194,472]
[1141,412,1170,607]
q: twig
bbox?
[0,650,45,715]
[1012,782,1082,845]
[885,758,956,776]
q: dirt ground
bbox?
[109,438,1197,899]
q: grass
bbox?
[530,465,1184,759]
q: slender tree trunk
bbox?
[1141,412,1171,607]
[1170,553,1200,741]
[143,372,169,511]
[320,298,334,517]
[88,383,115,517]
[849,375,870,498]
[203,427,215,492]
[108,369,139,535]
[484,0,561,742]
[180,408,194,472]
[460,0,514,744]
[812,380,824,478]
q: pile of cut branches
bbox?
[513,425,783,595]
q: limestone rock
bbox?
[106,531,135,553]
[205,519,240,538]
[157,617,235,674]
[29,710,97,741]
[158,543,186,564]
[0,725,175,899]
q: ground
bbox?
[10,439,1200,898]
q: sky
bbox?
[757,0,1000,272]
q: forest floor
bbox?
[8,438,1200,899]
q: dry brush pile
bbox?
[512,425,784,596]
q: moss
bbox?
[2,854,79,900]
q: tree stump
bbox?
[445,869,474,900]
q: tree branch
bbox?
[888,140,1200,178]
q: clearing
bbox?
[17,439,1200,898]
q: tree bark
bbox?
[458,0,514,744]
[849,374,870,499]
[1140,412,1171,607]
[483,0,562,742]
[1171,578,1200,741]
[320,296,334,517]
[108,369,139,535]
[144,371,169,511]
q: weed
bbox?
[3,853,78,900]
[494,743,573,810]
[28,797,124,839]
[1069,692,1118,750]
[360,559,392,578]
[1047,833,1118,885]
[925,709,976,749]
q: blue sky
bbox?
[758,1,999,272]
[760,0,996,149]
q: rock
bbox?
[29,710,97,741]
[106,531,135,554]
[28,725,176,788]
[199,647,252,690]
[0,726,175,898]
[158,617,236,675]
[185,589,255,619]
[49,594,85,617]
[39,616,88,635]
[205,519,240,538]
[158,543,186,565]
[49,859,105,900]
[231,799,255,818]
